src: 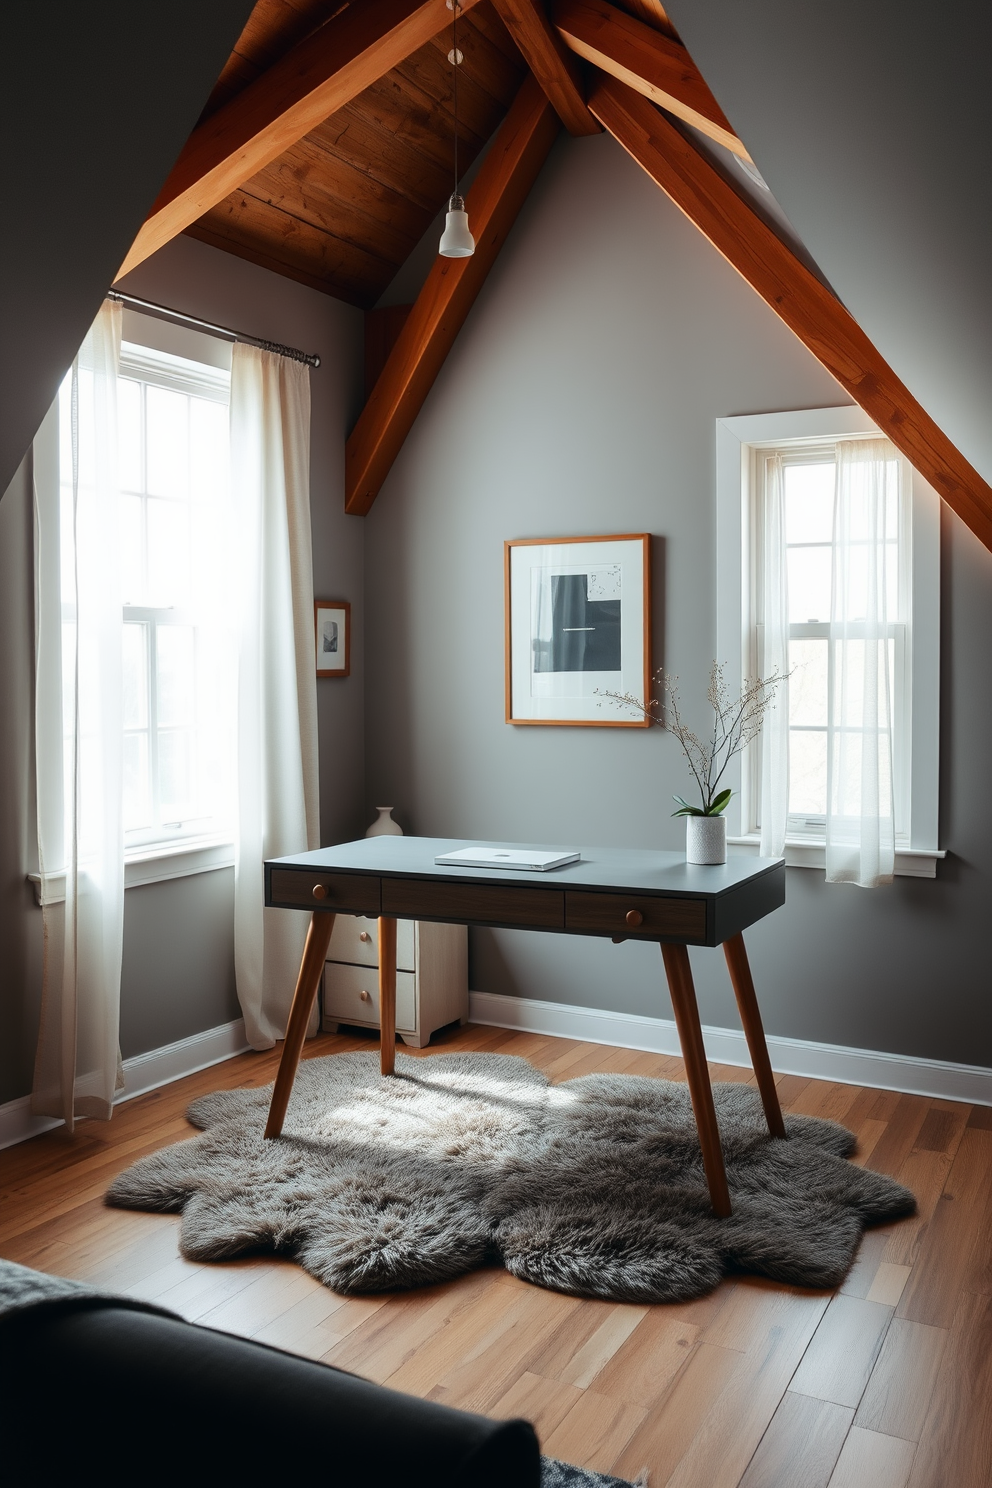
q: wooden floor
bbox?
[2,1023,990,1487]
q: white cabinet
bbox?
[321,916,467,1048]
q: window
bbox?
[57,330,236,870]
[716,406,942,878]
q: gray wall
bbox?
[664,0,992,488]
[365,129,992,1070]
[0,237,364,1100]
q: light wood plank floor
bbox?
[2,1023,990,1487]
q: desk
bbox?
[262,837,786,1217]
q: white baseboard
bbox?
[0,1018,250,1151]
[470,991,992,1107]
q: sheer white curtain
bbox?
[231,345,320,1049]
[825,438,897,886]
[759,452,789,857]
[32,300,124,1128]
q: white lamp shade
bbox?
[439,195,475,258]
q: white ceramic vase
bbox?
[365,807,403,839]
[685,814,727,865]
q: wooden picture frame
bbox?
[314,600,351,678]
[505,534,651,726]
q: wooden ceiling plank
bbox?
[118,0,484,278]
[345,73,560,514]
[184,219,374,305]
[427,8,528,107]
[489,0,600,135]
[191,188,396,302]
[308,104,452,213]
[245,147,430,267]
[589,75,992,553]
[554,0,750,160]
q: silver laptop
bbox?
[434,847,580,872]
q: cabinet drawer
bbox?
[382,878,564,930]
[268,868,380,916]
[565,891,707,941]
[328,916,415,972]
[324,962,416,1034]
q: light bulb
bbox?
[438,194,475,258]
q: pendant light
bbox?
[439,0,475,258]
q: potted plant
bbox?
[602,662,783,864]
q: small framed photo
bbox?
[505,534,651,726]
[314,600,350,678]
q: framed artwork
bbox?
[505,534,651,726]
[314,600,351,678]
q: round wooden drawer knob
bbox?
[360,989,371,1002]
[312,884,328,901]
[625,909,644,928]
[359,931,371,943]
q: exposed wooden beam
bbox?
[589,75,992,553]
[490,0,600,136]
[346,75,559,515]
[117,0,482,279]
[554,0,749,160]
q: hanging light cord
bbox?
[452,1,460,199]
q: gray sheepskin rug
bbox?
[106,1052,915,1303]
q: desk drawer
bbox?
[382,878,564,930]
[328,915,416,972]
[565,891,706,940]
[268,868,380,916]
[324,962,416,1033]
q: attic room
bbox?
[1,0,989,1483]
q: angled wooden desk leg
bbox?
[264,911,335,1139]
[661,942,732,1218]
[379,916,397,1076]
[723,933,786,1139]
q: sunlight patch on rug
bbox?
[106,1052,914,1303]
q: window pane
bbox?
[788,637,827,727]
[120,494,144,603]
[146,385,188,497]
[787,546,832,623]
[190,398,229,504]
[122,622,148,729]
[156,625,195,727]
[785,462,834,544]
[158,730,192,821]
[789,729,827,816]
[123,731,151,831]
[147,498,190,606]
[117,378,142,492]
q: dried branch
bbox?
[598,661,785,814]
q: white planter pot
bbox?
[685,814,727,865]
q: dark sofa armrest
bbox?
[0,1302,540,1487]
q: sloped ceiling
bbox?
[181,1,528,307]
[663,0,992,486]
[0,0,256,495]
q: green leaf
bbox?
[705,788,733,816]
[672,795,704,817]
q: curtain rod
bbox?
[107,290,320,368]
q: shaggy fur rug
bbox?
[106,1052,914,1303]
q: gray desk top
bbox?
[268,836,784,901]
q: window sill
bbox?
[728,835,945,879]
[28,838,235,906]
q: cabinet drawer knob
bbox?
[625,909,644,928]
[313,884,328,901]
[360,989,371,1002]
[359,931,371,943]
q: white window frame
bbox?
[716,405,944,878]
[29,325,236,907]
